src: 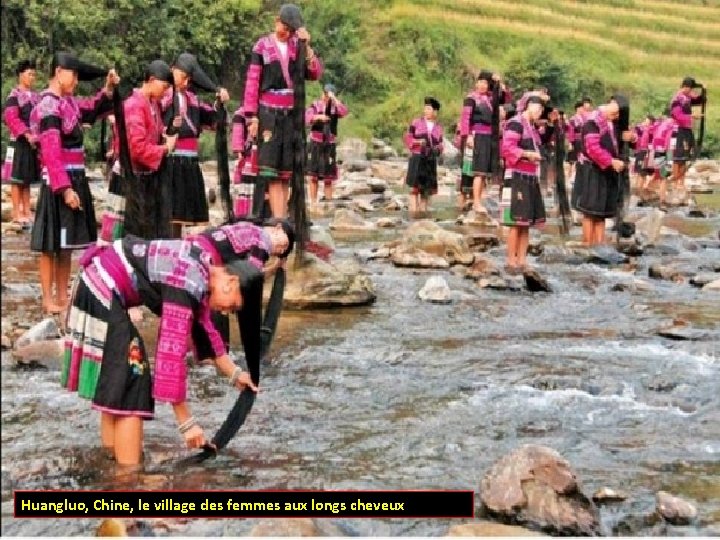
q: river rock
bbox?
[465,257,501,281]
[457,210,498,227]
[689,273,717,288]
[329,209,376,232]
[248,518,344,537]
[480,445,599,536]
[649,264,684,282]
[465,232,500,252]
[283,254,376,309]
[588,246,629,266]
[478,275,522,291]
[344,159,371,172]
[367,178,387,194]
[371,161,407,183]
[2,202,14,222]
[334,179,372,198]
[703,278,720,291]
[352,199,376,213]
[391,246,449,269]
[2,334,12,350]
[14,318,60,350]
[446,522,544,536]
[539,246,592,265]
[12,339,63,365]
[592,487,628,504]
[376,217,402,228]
[395,220,474,266]
[524,269,552,293]
[611,279,653,293]
[656,491,697,525]
[693,160,719,174]
[418,276,453,304]
[336,137,367,164]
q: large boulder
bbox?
[391,246,449,269]
[283,254,376,309]
[393,220,474,266]
[656,491,697,525]
[480,445,600,536]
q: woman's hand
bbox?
[232,370,258,392]
[63,188,81,210]
[183,424,207,449]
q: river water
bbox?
[1,190,719,536]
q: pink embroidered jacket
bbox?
[582,109,618,170]
[670,90,703,130]
[3,87,39,140]
[243,34,323,117]
[30,89,113,193]
[404,118,444,157]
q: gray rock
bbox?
[336,138,367,164]
[592,487,628,504]
[282,254,376,309]
[478,276,522,291]
[649,264,684,282]
[13,339,64,365]
[14,318,60,350]
[391,247,449,269]
[418,276,453,304]
[2,334,12,350]
[690,273,717,288]
[588,246,629,266]
[480,445,599,536]
[634,208,665,245]
[465,257,501,281]
[367,178,388,193]
[703,278,720,291]
[656,491,697,525]
[376,217,402,228]
[344,159,371,172]
[465,232,500,252]
[395,220,474,266]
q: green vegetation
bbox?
[2,0,718,158]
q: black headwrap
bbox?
[16,59,36,76]
[51,52,107,82]
[173,52,218,93]
[424,96,441,111]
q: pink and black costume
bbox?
[62,235,263,418]
[404,108,444,197]
[2,85,40,186]
[669,82,704,163]
[160,53,219,226]
[576,109,620,218]
[305,88,348,185]
[500,109,551,227]
[30,55,112,253]
[243,34,322,184]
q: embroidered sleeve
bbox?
[433,125,444,152]
[501,121,525,168]
[305,103,318,126]
[76,89,113,125]
[243,40,265,118]
[334,100,349,118]
[305,54,323,81]
[231,111,246,154]
[3,93,29,138]
[153,294,195,404]
[583,121,613,169]
[403,120,419,151]
[35,96,71,193]
[125,99,166,171]
[193,299,227,359]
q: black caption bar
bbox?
[14,490,474,518]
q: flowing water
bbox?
[2,189,719,536]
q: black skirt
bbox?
[167,154,209,224]
[566,149,578,164]
[64,279,154,418]
[31,169,97,253]
[125,171,172,239]
[6,137,41,185]
[576,165,618,218]
[472,133,496,175]
[500,171,546,227]
[406,154,438,196]
[571,161,589,211]
[673,127,695,163]
[308,140,338,182]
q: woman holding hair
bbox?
[30,52,118,314]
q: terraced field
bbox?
[342,0,719,154]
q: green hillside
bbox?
[305,0,719,155]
